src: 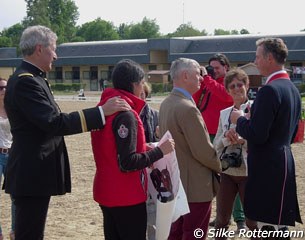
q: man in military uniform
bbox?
[4,25,130,240]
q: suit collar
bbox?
[21,60,46,78]
[265,70,288,84]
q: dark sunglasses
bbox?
[228,82,244,90]
[0,86,7,91]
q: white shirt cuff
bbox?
[98,106,105,125]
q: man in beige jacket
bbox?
[159,58,221,240]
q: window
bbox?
[148,65,157,71]
[72,67,80,83]
[108,66,114,81]
[55,67,62,79]
[90,66,98,80]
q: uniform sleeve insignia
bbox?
[118,124,129,138]
[18,73,34,78]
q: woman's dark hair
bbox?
[208,53,231,69]
[112,59,145,93]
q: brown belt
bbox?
[0,148,9,154]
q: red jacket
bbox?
[193,75,233,135]
[91,88,147,207]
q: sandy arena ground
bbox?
[0,98,304,239]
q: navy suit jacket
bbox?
[236,78,302,226]
[4,61,104,196]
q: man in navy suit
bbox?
[230,38,302,233]
[4,25,130,240]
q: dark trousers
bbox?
[100,202,147,240]
[14,196,51,240]
[168,201,212,240]
[215,174,257,239]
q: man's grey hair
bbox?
[170,58,200,81]
[20,25,58,56]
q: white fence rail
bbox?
[54,95,165,104]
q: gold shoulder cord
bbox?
[78,110,88,132]
[18,73,34,77]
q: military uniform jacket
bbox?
[236,78,302,226]
[4,61,104,196]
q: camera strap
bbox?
[220,145,229,160]
[196,88,211,113]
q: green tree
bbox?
[214,29,232,35]
[167,23,206,37]
[76,18,120,41]
[231,30,239,35]
[70,35,85,42]
[214,28,250,35]
[117,23,132,39]
[23,0,79,43]
[240,28,250,34]
[0,36,12,47]
[23,0,51,27]
[201,29,209,36]
[1,23,24,47]
[127,17,160,39]
[49,0,79,43]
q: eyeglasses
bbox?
[0,86,6,91]
[228,82,244,90]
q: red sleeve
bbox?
[204,76,232,103]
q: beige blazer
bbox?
[159,89,221,202]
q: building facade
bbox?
[0,33,305,91]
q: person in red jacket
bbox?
[193,53,233,139]
[91,59,175,240]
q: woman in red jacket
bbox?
[91,59,175,240]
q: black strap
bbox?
[220,145,229,159]
[197,88,211,113]
[197,88,206,108]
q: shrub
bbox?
[298,83,305,94]
[50,83,86,92]
[151,82,173,93]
